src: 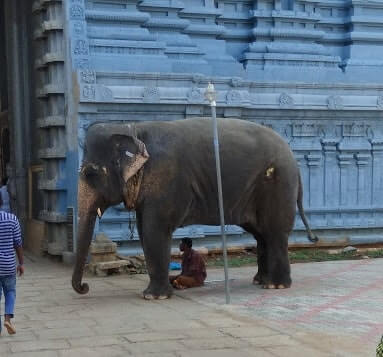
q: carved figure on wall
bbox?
[73,22,85,36]
[69,5,85,20]
[73,40,89,56]
[80,70,96,84]
[142,87,160,103]
[226,90,242,104]
[82,85,96,100]
[74,59,90,69]
[187,88,204,103]
[279,93,294,108]
[100,86,114,101]
[70,5,85,20]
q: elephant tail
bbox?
[297,174,319,243]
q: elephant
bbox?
[72,118,318,299]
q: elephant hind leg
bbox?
[253,235,268,286]
[261,230,291,289]
[240,224,268,286]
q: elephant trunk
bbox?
[72,178,99,295]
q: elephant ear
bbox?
[111,134,149,183]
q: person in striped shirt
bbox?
[0,192,24,335]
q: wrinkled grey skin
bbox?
[72,118,317,299]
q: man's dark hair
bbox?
[2,177,7,186]
[181,238,192,248]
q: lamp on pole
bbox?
[205,82,230,304]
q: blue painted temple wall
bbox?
[55,0,383,253]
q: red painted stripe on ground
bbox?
[288,277,383,324]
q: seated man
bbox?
[170,238,206,289]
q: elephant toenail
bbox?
[143,294,155,300]
[277,284,286,289]
[263,284,275,289]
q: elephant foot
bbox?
[253,272,266,285]
[142,282,173,301]
[143,294,170,300]
[263,283,290,289]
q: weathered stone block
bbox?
[97,260,130,270]
[89,233,117,254]
[90,244,117,254]
[90,253,117,263]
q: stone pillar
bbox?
[370,136,383,227]
[355,153,371,226]
[321,137,341,227]
[33,0,68,255]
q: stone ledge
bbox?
[39,210,67,223]
[37,115,66,128]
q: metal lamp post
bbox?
[205,82,231,304]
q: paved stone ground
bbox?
[0,254,381,356]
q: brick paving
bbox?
[0,254,381,356]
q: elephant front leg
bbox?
[138,218,173,300]
[263,232,291,289]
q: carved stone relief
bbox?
[70,5,85,20]
[230,78,244,87]
[74,58,90,69]
[327,95,343,110]
[192,74,204,84]
[73,22,85,36]
[82,85,96,100]
[292,122,317,137]
[187,87,204,103]
[226,90,242,104]
[142,87,160,103]
[279,93,294,108]
[342,123,367,137]
[73,40,89,55]
[80,70,96,84]
[100,86,114,101]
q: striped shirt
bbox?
[0,211,22,276]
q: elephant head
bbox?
[72,124,149,294]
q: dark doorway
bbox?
[0,0,9,182]
[1,128,10,179]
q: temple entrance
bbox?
[0,0,9,183]
[1,128,10,179]
[0,0,47,254]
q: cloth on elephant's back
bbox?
[181,249,206,285]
